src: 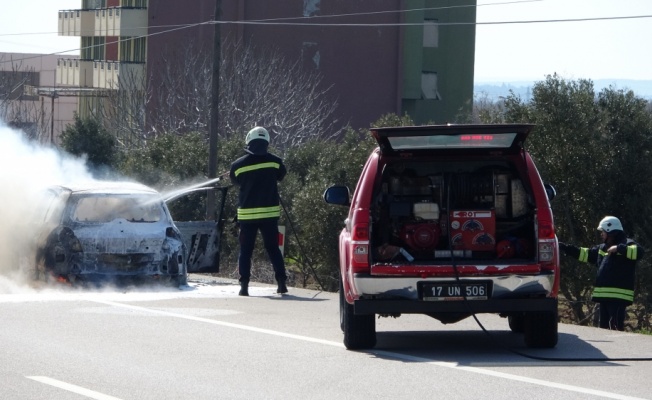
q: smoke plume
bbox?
[0,122,93,291]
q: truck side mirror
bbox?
[323,185,350,206]
[544,184,556,201]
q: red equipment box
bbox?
[449,210,496,252]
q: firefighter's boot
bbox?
[276,278,288,294]
[239,280,249,296]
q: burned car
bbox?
[30,181,227,286]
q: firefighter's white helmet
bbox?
[597,216,623,232]
[245,126,270,144]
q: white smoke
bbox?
[0,122,94,291]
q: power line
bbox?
[1,2,651,66]
[0,0,540,38]
[214,13,652,27]
[0,20,213,66]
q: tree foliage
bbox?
[96,41,342,153]
[118,131,211,221]
[281,129,377,289]
[63,58,652,330]
[60,114,118,174]
[476,74,652,329]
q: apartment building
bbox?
[0,52,78,144]
[57,0,476,133]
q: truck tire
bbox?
[339,280,376,350]
[523,308,558,348]
[508,314,525,333]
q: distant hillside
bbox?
[474,80,652,101]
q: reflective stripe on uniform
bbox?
[234,162,280,177]
[592,286,634,302]
[627,245,638,260]
[237,205,281,220]
[579,247,589,262]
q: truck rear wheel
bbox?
[340,280,376,350]
[508,314,525,333]
[523,308,558,348]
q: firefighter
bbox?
[559,216,645,331]
[229,126,288,296]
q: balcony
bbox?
[56,59,144,91]
[59,10,96,36]
[56,59,94,87]
[93,61,145,90]
[58,8,147,37]
[95,8,147,37]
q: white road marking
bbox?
[92,299,648,400]
[92,299,343,347]
[373,351,648,400]
[26,376,123,400]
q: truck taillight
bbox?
[352,244,369,266]
[538,221,555,239]
[352,223,369,240]
[537,221,557,269]
[538,239,556,270]
[350,223,369,271]
[538,241,554,261]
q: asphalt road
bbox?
[1,274,651,400]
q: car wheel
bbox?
[508,314,525,333]
[173,271,188,287]
[34,247,55,284]
[339,280,376,350]
[167,251,188,287]
[523,308,558,348]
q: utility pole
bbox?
[207,0,221,219]
[49,89,58,144]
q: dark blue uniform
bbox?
[561,237,644,330]
[229,139,287,292]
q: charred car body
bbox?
[325,124,560,350]
[31,181,227,286]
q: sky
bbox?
[0,0,651,84]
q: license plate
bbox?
[420,281,490,301]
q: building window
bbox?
[134,37,146,62]
[301,41,320,69]
[421,72,441,100]
[119,37,146,62]
[81,37,106,60]
[83,0,107,9]
[303,0,320,17]
[122,0,148,7]
[423,19,439,48]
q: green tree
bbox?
[497,75,652,328]
[119,131,211,221]
[60,114,118,173]
[282,129,376,289]
[119,131,209,188]
[596,87,652,329]
[280,115,410,289]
